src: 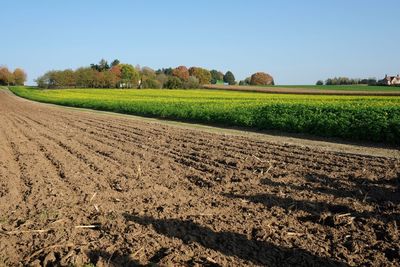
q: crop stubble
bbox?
[0,91,399,266]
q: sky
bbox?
[1,0,399,85]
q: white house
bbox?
[383,74,400,86]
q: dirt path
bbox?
[0,91,399,266]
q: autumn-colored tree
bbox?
[223,71,236,85]
[172,66,189,81]
[210,70,224,84]
[59,69,75,87]
[95,71,106,88]
[110,65,122,80]
[0,67,14,86]
[95,71,117,88]
[188,67,211,85]
[105,69,119,88]
[12,68,27,85]
[250,72,274,86]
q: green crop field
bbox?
[9,86,400,144]
[271,85,400,91]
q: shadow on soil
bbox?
[272,173,399,205]
[123,214,348,267]
[223,171,399,222]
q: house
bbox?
[382,74,400,86]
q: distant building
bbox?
[382,74,400,86]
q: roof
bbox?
[385,75,400,81]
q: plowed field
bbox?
[0,91,399,266]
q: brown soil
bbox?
[0,91,399,267]
[203,84,400,96]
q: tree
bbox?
[35,70,60,88]
[99,59,109,71]
[250,72,274,86]
[141,78,162,89]
[210,70,224,84]
[91,59,110,72]
[316,80,324,86]
[35,75,48,88]
[12,68,27,85]
[111,59,120,67]
[61,69,76,87]
[156,68,173,76]
[183,76,200,89]
[223,71,236,85]
[76,67,97,88]
[164,76,183,89]
[141,67,156,80]
[239,78,251,86]
[324,77,363,86]
[189,67,211,85]
[110,65,122,80]
[367,78,377,86]
[172,66,189,81]
[105,70,119,88]
[156,73,168,88]
[120,64,140,88]
[0,67,14,86]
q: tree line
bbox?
[36,59,274,89]
[316,77,378,86]
[0,66,27,86]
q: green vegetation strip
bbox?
[272,85,400,91]
[10,87,400,144]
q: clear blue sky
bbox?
[1,0,399,85]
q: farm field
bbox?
[271,85,400,91]
[0,90,399,266]
[10,86,400,145]
[203,84,400,95]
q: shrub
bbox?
[164,76,183,89]
[141,78,162,89]
[183,76,200,89]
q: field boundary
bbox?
[6,88,400,159]
[203,84,400,96]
